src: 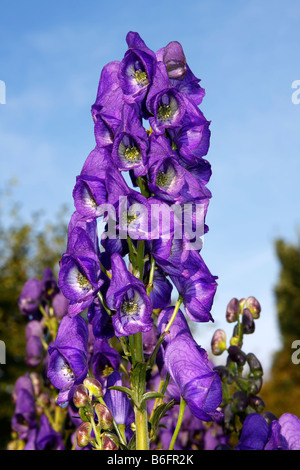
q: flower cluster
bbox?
[7,32,300,451]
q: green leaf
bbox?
[149,400,176,441]
[108,386,133,397]
[141,392,164,404]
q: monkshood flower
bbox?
[47,314,89,406]
[117,190,152,241]
[87,298,114,340]
[170,252,218,322]
[159,309,222,421]
[18,278,43,319]
[236,413,300,450]
[146,62,186,134]
[91,338,121,387]
[103,371,135,427]
[106,253,153,337]
[52,291,69,318]
[148,267,173,310]
[147,134,211,203]
[91,61,123,130]
[36,414,65,450]
[42,267,59,300]
[156,40,205,106]
[112,103,148,176]
[25,320,44,367]
[11,375,36,439]
[118,31,156,105]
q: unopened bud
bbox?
[245,296,261,319]
[248,395,265,413]
[83,377,103,398]
[228,345,246,366]
[76,422,92,448]
[262,411,278,425]
[232,391,248,413]
[226,298,239,323]
[95,403,113,431]
[102,432,119,450]
[242,308,255,334]
[214,365,229,382]
[248,376,263,394]
[211,329,227,355]
[73,384,89,408]
[246,353,263,376]
[79,404,94,422]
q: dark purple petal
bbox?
[236,413,269,450]
[36,414,65,450]
[18,279,43,318]
[103,371,134,426]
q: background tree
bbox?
[0,182,68,449]
[261,236,300,417]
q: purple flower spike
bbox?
[47,315,89,406]
[118,32,156,104]
[91,338,121,386]
[277,413,300,450]
[106,253,153,337]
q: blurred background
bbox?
[0,0,300,449]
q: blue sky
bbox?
[1,0,300,374]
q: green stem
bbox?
[136,240,145,280]
[90,415,102,450]
[133,333,149,449]
[129,335,136,366]
[164,296,183,333]
[168,397,187,450]
[146,256,156,296]
[97,291,112,316]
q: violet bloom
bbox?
[18,278,43,318]
[236,413,270,450]
[112,103,148,176]
[25,320,44,367]
[106,253,153,337]
[264,413,300,450]
[146,62,185,135]
[148,268,173,310]
[42,267,59,300]
[12,375,36,439]
[103,371,135,427]
[47,315,89,406]
[52,291,69,318]
[163,334,222,421]
[118,31,156,104]
[36,414,65,450]
[87,298,114,340]
[170,253,218,323]
[91,338,121,387]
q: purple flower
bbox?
[236,413,270,450]
[146,62,185,134]
[156,40,205,106]
[42,268,59,300]
[52,291,69,318]
[118,31,156,104]
[276,413,300,450]
[148,268,173,310]
[36,414,65,450]
[106,253,153,337]
[87,298,114,340]
[12,375,36,439]
[47,315,89,406]
[25,320,44,367]
[103,371,134,426]
[91,338,121,386]
[18,279,43,318]
[170,253,218,322]
[112,103,148,176]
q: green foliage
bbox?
[261,236,300,418]
[0,183,68,449]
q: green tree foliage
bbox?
[261,237,300,418]
[0,183,68,449]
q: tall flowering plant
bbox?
[7,32,300,451]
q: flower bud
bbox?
[226,298,239,323]
[245,296,261,319]
[248,376,262,394]
[228,345,246,366]
[232,391,248,413]
[73,384,89,408]
[83,377,103,398]
[246,353,263,377]
[76,422,92,448]
[248,395,265,413]
[214,365,229,382]
[102,432,119,450]
[95,403,113,431]
[262,411,278,425]
[211,329,227,355]
[242,308,255,334]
